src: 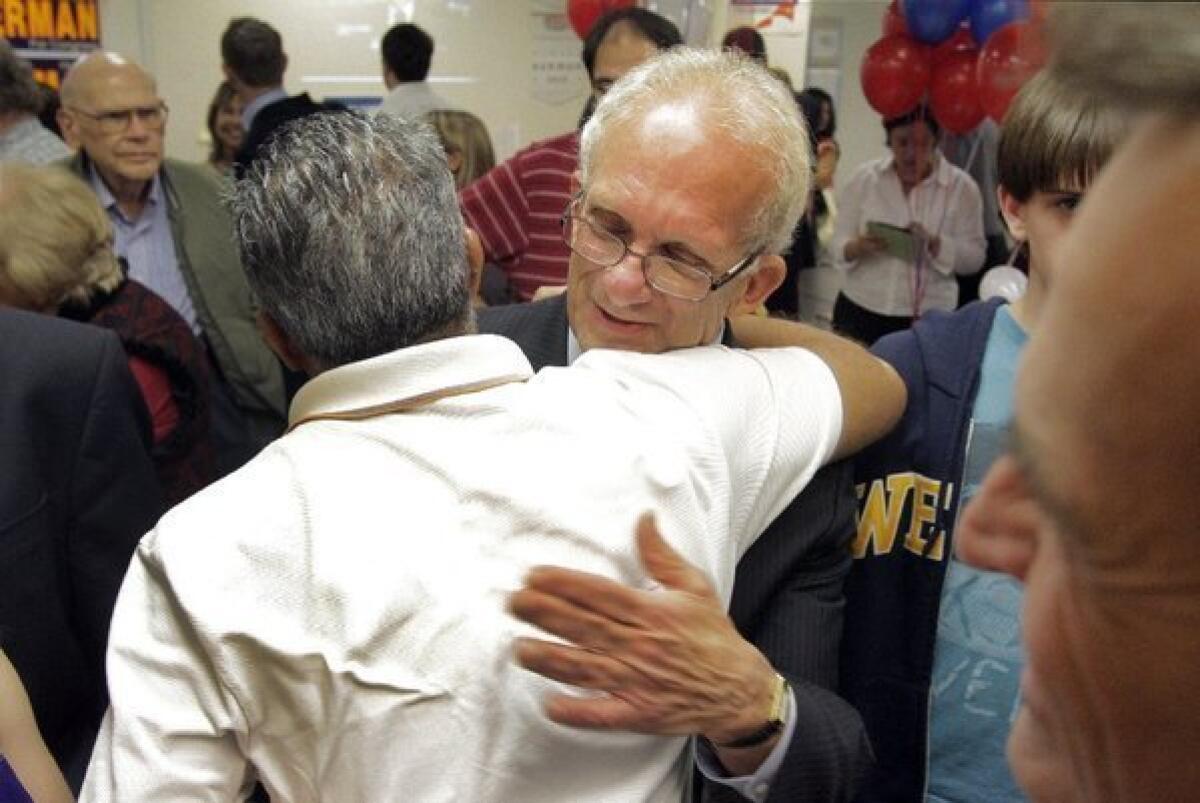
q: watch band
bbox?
[712,672,790,749]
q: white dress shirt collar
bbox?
[289,334,534,428]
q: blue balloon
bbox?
[969,0,1030,45]
[902,0,972,44]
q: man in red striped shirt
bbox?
[460,9,682,301]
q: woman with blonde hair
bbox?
[0,164,214,503]
[425,109,513,304]
[425,108,495,189]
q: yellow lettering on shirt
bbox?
[854,472,950,562]
[852,474,914,558]
[904,474,942,557]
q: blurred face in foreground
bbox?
[957,116,1200,803]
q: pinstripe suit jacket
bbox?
[477,296,873,802]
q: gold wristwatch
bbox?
[713,672,790,750]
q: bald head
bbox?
[59,52,166,200]
[61,51,156,108]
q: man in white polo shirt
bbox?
[82,103,903,801]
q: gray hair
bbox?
[230,112,472,370]
[579,47,812,255]
[0,38,42,115]
[1047,2,1200,117]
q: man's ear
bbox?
[728,255,785,316]
[998,186,1028,242]
[257,310,307,373]
[464,226,484,299]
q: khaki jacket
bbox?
[65,153,286,444]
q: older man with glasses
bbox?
[480,49,882,803]
[58,52,285,473]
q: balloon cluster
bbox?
[567,0,638,39]
[862,0,1048,132]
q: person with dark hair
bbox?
[722,26,767,63]
[0,38,69,164]
[770,89,844,320]
[377,22,449,119]
[80,106,901,802]
[832,106,985,344]
[221,16,344,177]
[842,69,1128,803]
[787,86,842,325]
[799,87,837,140]
[461,8,682,301]
[205,81,243,176]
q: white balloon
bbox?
[979,265,1028,303]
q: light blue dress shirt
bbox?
[89,166,199,333]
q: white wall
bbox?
[95,0,887,174]
[805,1,891,194]
[99,0,615,164]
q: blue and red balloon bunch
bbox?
[863,0,1048,132]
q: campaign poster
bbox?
[2,0,101,88]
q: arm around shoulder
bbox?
[729,316,906,460]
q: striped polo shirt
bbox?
[460,130,578,301]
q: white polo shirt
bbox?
[82,333,842,803]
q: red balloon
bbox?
[883,0,909,37]
[932,26,976,66]
[861,35,932,119]
[567,0,636,40]
[930,50,985,133]
[976,21,1047,121]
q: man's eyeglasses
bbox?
[560,199,760,302]
[69,102,169,135]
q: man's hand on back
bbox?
[509,513,782,775]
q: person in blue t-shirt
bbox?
[838,71,1129,802]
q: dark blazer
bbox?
[0,310,164,790]
[235,92,346,179]
[478,295,873,802]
